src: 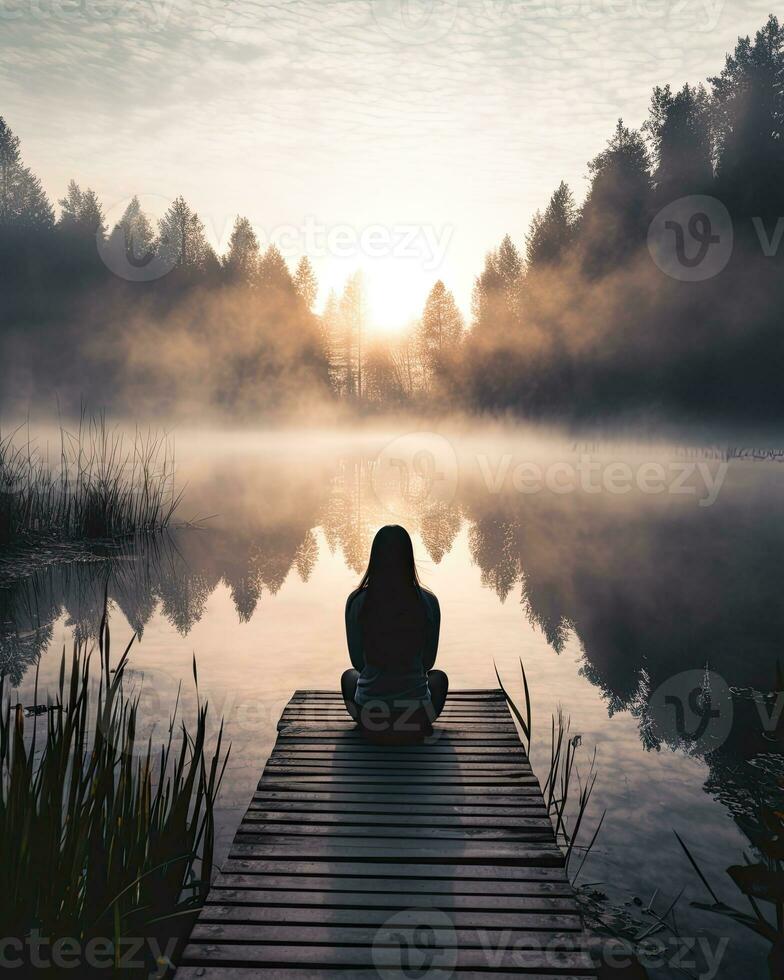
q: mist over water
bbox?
[2,420,782,975]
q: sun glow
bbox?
[364,268,428,336]
[319,261,449,338]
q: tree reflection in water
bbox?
[2,436,782,827]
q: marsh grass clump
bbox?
[496,658,603,875]
[0,609,228,976]
[0,414,181,546]
[497,663,682,977]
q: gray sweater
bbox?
[345,587,441,707]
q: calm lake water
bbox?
[3,423,783,978]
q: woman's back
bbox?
[341,525,448,737]
[346,584,440,705]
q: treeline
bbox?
[328,14,784,421]
[458,14,784,421]
[0,137,330,417]
[320,273,465,406]
[0,109,457,417]
[3,15,784,421]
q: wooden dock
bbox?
[175,689,597,978]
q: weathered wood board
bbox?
[175,689,597,978]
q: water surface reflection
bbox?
[2,428,782,976]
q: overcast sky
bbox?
[1,0,776,327]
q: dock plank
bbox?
[176,972,596,980]
[180,944,595,972]
[175,690,596,977]
[209,873,574,894]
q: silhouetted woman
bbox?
[342,525,447,737]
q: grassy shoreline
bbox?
[0,611,228,976]
[0,414,180,547]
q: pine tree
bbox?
[258,244,294,293]
[0,117,21,225]
[13,171,54,231]
[525,181,577,269]
[0,117,54,230]
[338,271,367,400]
[581,119,652,271]
[111,195,156,266]
[223,215,259,283]
[58,180,106,237]
[710,14,784,221]
[294,255,318,309]
[157,195,211,270]
[418,280,464,385]
[471,249,505,336]
[471,236,522,339]
[321,289,340,392]
[644,84,713,201]
[496,234,523,308]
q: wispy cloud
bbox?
[0,0,776,316]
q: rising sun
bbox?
[364,267,430,336]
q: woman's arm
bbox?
[422,590,441,670]
[345,591,365,671]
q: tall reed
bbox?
[496,658,604,878]
[0,609,228,975]
[0,413,181,544]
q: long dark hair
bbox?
[352,525,426,669]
